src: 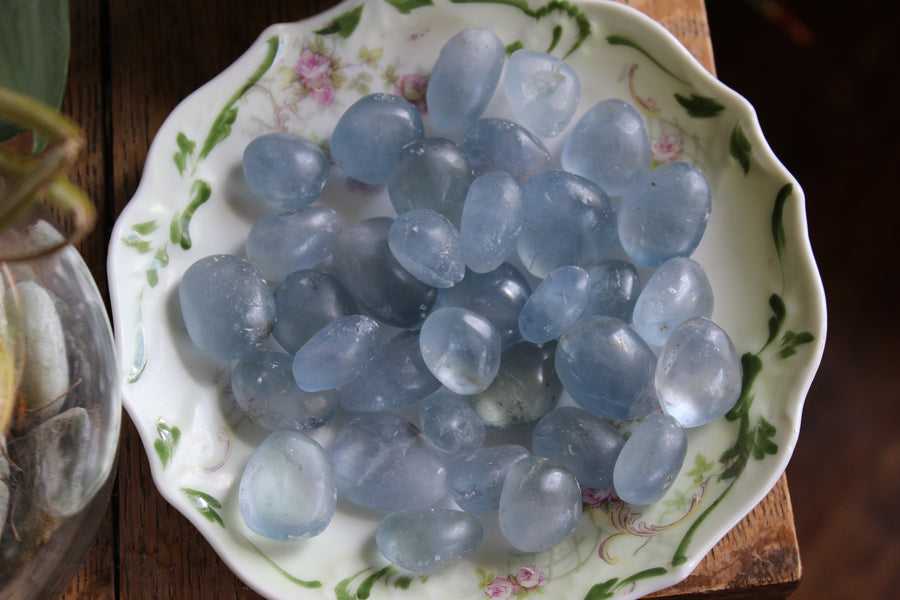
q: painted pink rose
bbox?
[306,81,337,106]
[582,486,615,509]
[514,566,548,590]
[294,47,332,85]
[484,576,520,599]
[651,133,684,164]
[394,73,428,113]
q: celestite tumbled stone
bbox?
[242,132,329,210]
[618,161,712,267]
[517,169,617,278]
[331,413,447,511]
[613,414,687,505]
[632,256,714,347]
[499,456,582,552]
[272,270,357,354]
[459,118,552,185]
[388,209,466,288]
[561,99,651,196]
[460,171,522,273]
[583,260,641,323]
[332,217,437,328]
[239,430,336,540]
[447,444,531,515]
[245,205,342,282]
[518,265,590,344]
[330,93,424,184]
[376,508,484,572]
[179,254,275,361]
[419,391,486,454]
[291,315,380,392]
[419,307,501,395]
[232,351,337,431]
[656,317,742,427]
[503,49,580,137]
[427,28,505,132]
[339,330,440,412]
[555,316,658,420]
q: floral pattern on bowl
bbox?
[107,1,827,599]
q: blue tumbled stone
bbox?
[291,315,380,392]
[376,508,484,572]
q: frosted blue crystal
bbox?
[503,49,580,137]
[555,316,658,420]
[471,341,562,431]
[272,270,357,354]
[330,93,424,184]
[420,391,486,454]
[632,256,714,347]
[583,260,641,323]
[239,430,336,540]
[561,99,651,196]
[518,265,590,344]
[291,315,380,392]
[332,217,437,328]
[459,118,552,185]
[376,508,484,572]
[498,456,582,552]
[242,132,329,210]
[339,330,440,412]
[447,444,530,515]
[656,317,742,427]
[460,171,522,273]
[245,205,342,282]
[419,307,502,395]
[179,254,275,361]
[232,351,337,430]
[532,406,624,489]
[427,28,505,132]
[613,414,687,505]
[388,209,466,288]
[433,263,531,349]
[618,161,712,267]
[388,138,474,227]
[517,169,617,278]
[330,413,447,510]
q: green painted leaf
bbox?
[153,439,170,467]
[584,578,618,600]
[335,568,371,600]
[172,179,212,250]
[132,220,158,236]
[777,330,815,359]
[385,0,434,14]
[772,183,793,260]
[619,567,668,587]
[729,122,752,175]
[506,41,525,55]
[451,0,535,16]
[239,534,322,588]
[314,4,364,38]
[752,416,778,459]
[146,268,159,287]
[766,293,787,347]
[357,565,393,598]
[672,479,736,566]
[154,422,182,468]
[606,34,686,83]
[674,93,725,118]
[725,353,764,421]
[174,132,196,175]
[122,234,153,254]
[547,24,563,53]
[181,487,225,528]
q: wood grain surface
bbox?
[54,0,799,598]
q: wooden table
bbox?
[57,0,801,597]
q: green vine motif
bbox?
[583,567,668,600]
[153,420,181,469]
[335,565,426,599]
[729,122,752,175]
[238,533,323,589]
[181,487,225,528]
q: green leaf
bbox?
[132,220,159,236]
[674,93,725,118]
[174,132,196,175]
[766,293,787,348]
[505,41,525,55]
[451,0,534,15]
[776,330,815,359]
[172,179,212,250]
[772,183,793,260]
[725,353,763,421]
[121,234,153,254]
[357,565,393,598]
[181,487,225,528]
[619,567,668,587]
[146,268,159,287]
[606,35,686,83]
[385,0,434,14]
[313,4,365,38]
[154,422,181,468]
[752,416,778,459]
[729,122,752,175]
[584,578,619,600]
[335,568,371,600]
[547,24,563,53]
[239,534,322,588]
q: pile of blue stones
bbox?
[178,28,743,572]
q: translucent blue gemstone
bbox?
[420,390,486,454]
[518,265,590,344]
[447,444,530,515]
[419,307,501,395]
[532,406,624,489]
[460,171,522,273]
[561,99,651,196]
[339,330,440,412]
[272,270,357,354]
[555,316,658,420]
[503,49,580,137]
[245,205,342,282]
[517,169,617,278]
[498,456,582,552]
[433,263,531,349]
[632,256,714,347]
[656,317,742,427]
[332,217,437,328]
[376,508,484,572]
[388,138,474,227]
[459,118,552,185]
[242,132,329,210]
[331,413,447,510]
[613,414,687,505]
[582,260,641,323]
[291,315,380,392]
[330,93,424,184]
[388,209,466,288]
[427,28,505,132]
[179,254,275,361]
[618,161,712,266]
[231,351,337,430]
[238,430,336,540]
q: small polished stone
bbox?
[376,508,484,572]
[582,260,641,323]
[460,171,522,273]
[613,414,687,505]
[459,118,552,185]
[419,307,501,395]
[503,49,580,137]
[420,390,486,454]
[272,270,357,354]
[518,265,590,344]
[291,315,380,392]
[388,209,466,288]
[447,444,531,515]
[242,132,329,210]
[632,256,714,347]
